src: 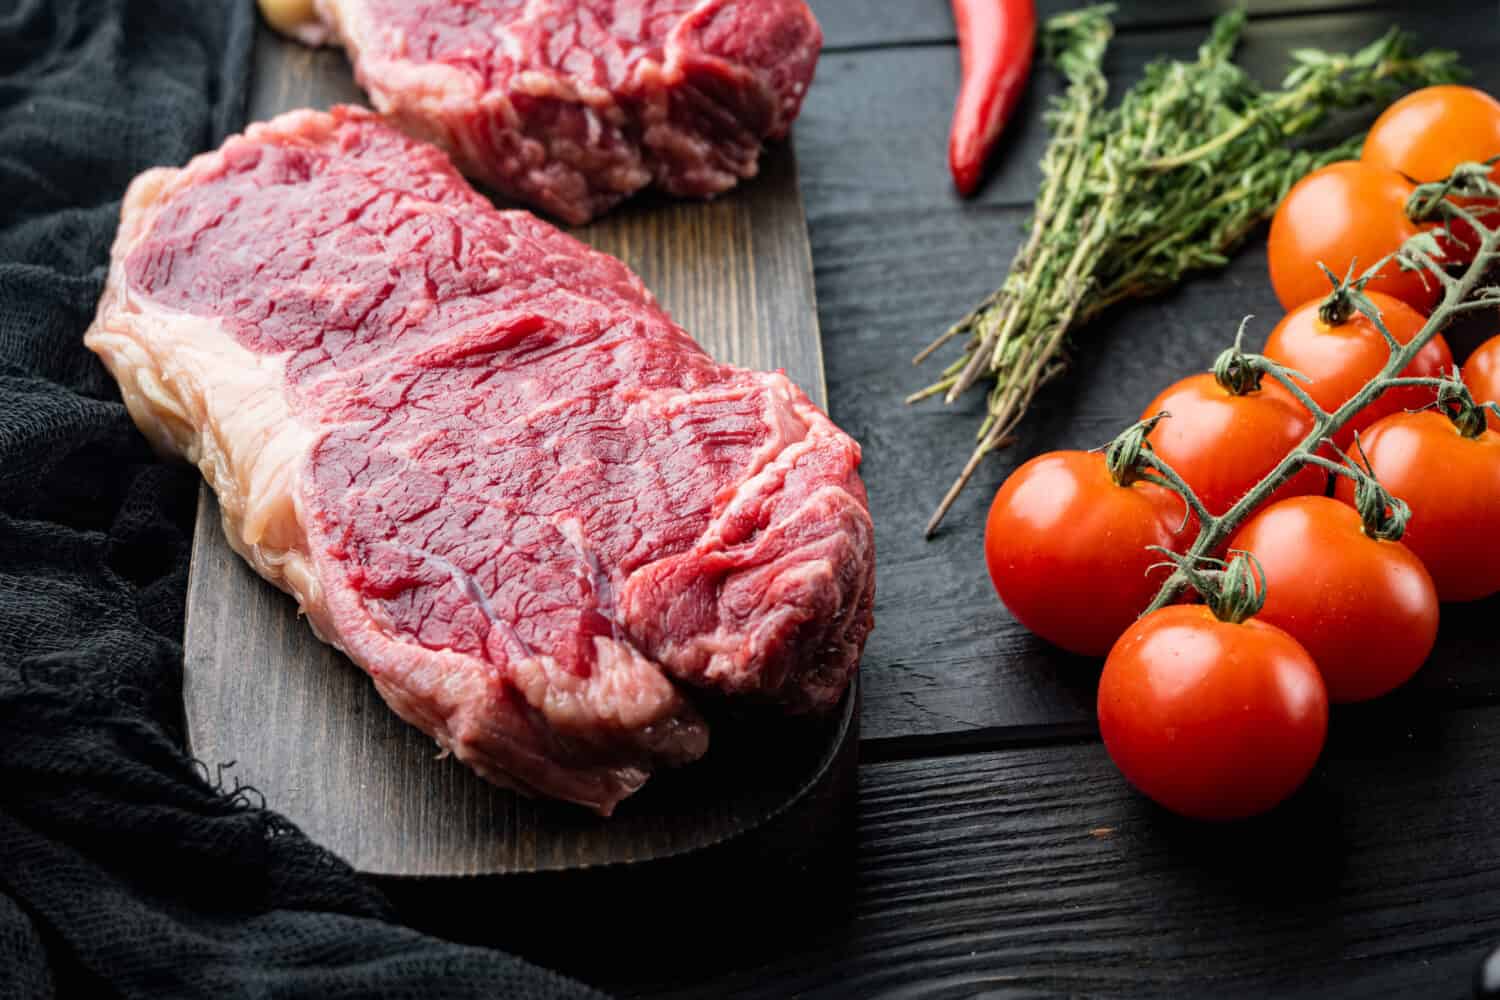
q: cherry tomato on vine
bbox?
[1268,161,1440,314]
[1463,333,1500,432]
[1262,291,1452,449]
[1098,604,1328,821]
[1228,496,1438,703]
[984,450,1192,657]
[1141,374,1326,518]
[1334,410,1500,602]
[1363,85,1500,184]
[1361,86,1500,261]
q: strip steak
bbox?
[284,0,824,224]
[85,106,874,814]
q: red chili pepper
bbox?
[948,0,1037,197]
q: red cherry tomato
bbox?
[1098,605,1328,821]
[1228,496,1438,703]
[984,450,1192,657]
[1334,410,1500,602]
[1262,291,1452,449]
[1463,333,1500,432]
[1268,161,1440,313]
[1362,86,1500,260]
[1142,374,1326,518]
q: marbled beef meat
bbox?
[278,0,823,224]
[85,106,873,814]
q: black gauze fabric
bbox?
[0,2,600,997]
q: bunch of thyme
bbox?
[911,5,1463,536]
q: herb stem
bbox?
[1143,60,1340,171]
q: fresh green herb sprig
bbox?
[911,5,1464,537]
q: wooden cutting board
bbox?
[182,24,856,878]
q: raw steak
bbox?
[275,0,822,224]
[85,106,874,814]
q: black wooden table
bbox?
[518,2,1500,995]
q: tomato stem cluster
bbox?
[1439,379,1490,439]
[1312,263,1363,326]
[1211,320,1266,397]
[1406,157,1500,223]
[1151,548,1270,624]
[1102,414,1163,488]
[1349,469,1412,542]
[1135,166,1500,614]
[1296,441,1413,541]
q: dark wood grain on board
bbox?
[803,1,1500,749]
[182,24,847,877]
[811,0,1382,52]
[629,701,1500,998]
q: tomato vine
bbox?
[1117,161,1500,614]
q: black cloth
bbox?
[0,2,599,996]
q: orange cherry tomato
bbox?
[1142,374,1326,518]
[1268,161,1440,314]
[983,450,1192,657]
[1364,86,1500,183]
[1098,604,1328,821]
[1334,410,1500,602]
[1228,496,1438,703]
[1364,86,1500,262]
[1262,291,1452,449]
[1463,333,1500,432]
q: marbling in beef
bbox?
[85,107,873,814]
[283,0,823,224]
